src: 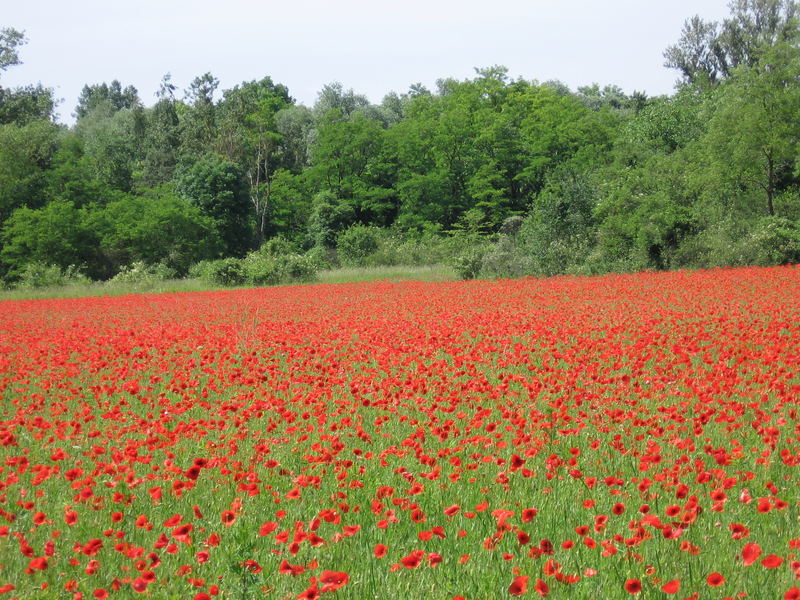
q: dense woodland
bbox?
[1,0,800,288]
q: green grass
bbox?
[316,264,456,285]
[0,264,457,302]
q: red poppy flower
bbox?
[279,559,305,576]
[762,555,783,568]
[374,544,388,558]
[298,583,320,600]
[508,575,529,596]
[401,550,424,569]
[662,580,680,594]
[521,508,538,522]
[320,570,348,592]
[624,578,642,594]
[742,542,761,565]
[706,572,725,586]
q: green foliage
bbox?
[90,189,222,277]
[336,225,380,267]
[0,27,25,74]
[705,39,800,216]
[307,191,356,249]
[14,262,90,289]
[0,199,97,281]
[241,252,317,286]
[477,236,532,279]
[190,257,245,286]
[137,96,180,187]
[106,261,177,285]
[191,250,317,288]
[0,120,58,224]
[450,243,491,280]
[75,103,142,192]
[256,236,297,257]
[0,84,55,125]
[216,77,294,243]
[180,73,219,158]
[664,0,798,84]
[175,154,252,256]
[74,80,141,120]
[267,169,313,242]
[359,229,452,267]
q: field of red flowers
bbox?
[1,266,799,600]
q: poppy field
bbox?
[1,266,799,600]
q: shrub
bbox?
[191,258,247,287]
[450,243,491,280]
[191,253,318,288]
[336,225,380,267]
[305,245,336,270]
[15,263,90,289]
[242,252,317,286]
[672,217,800,269]
[367,230,452,267]
[256,236,297,258]
[744,217,800,266]
[478,236,531,279]
[107,261,177,285]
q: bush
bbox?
[450,243,491,280]
[191,258,247,287]
[190,252,318,288]
[15,263,90,289]
[280,254,318,283]
[336,225,380,267]
[478,236,532,279]
[368,230,452,267]
[744,217,800,266]
[242,252,317,286]
[107,261,177,285]
[672,217,800,269]
[305,245,336,270]
[256,236,297,258]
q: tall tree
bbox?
[175,154,252,256]
[75,103,142,192]
[180,72,219,156]
[311,109,395,226]
[138,74,181,187]
[275,105,314,172]
[313,82,369,119]
[216,77,293,243]
[705,39,800,216]
[74,80,141,120]
[0,27,25,75]
[0,120,58,226]
[0,28,55,124]
[665,0,799,84]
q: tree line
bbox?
[1,0,799,287]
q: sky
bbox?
[2,0,733,124]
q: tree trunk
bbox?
[766,152,775,216]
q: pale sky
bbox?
[3,0,732,123]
